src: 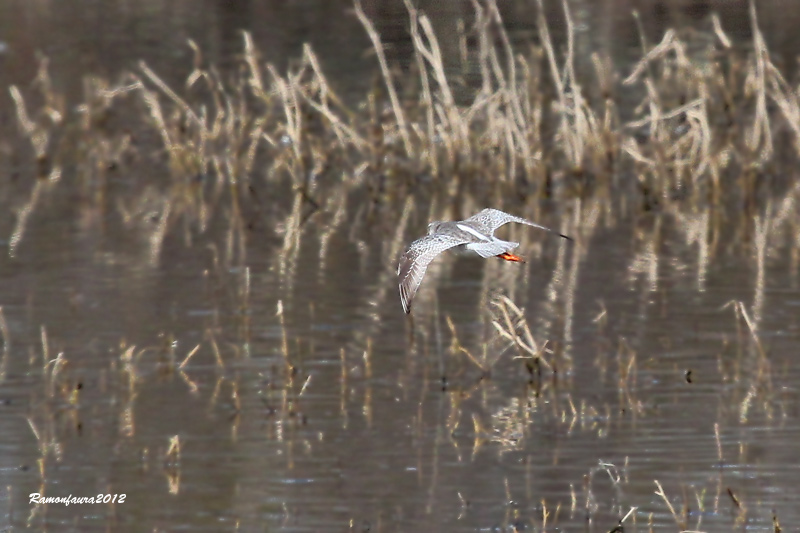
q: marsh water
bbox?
[2,1,800,531]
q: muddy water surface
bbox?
[2,191,798,531]
[1,1,800,532]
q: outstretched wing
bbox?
[465,208,572,240]
[398,233,466,314]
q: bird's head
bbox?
[427,221,445,235]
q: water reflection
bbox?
[2,1,800,532]
[5,182,799,530]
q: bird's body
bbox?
[397,208,571,314]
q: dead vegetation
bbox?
[5,0,800,531]
[6,0,800,269]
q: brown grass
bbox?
[4,1,799,290]
[7,2,800,530]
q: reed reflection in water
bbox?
[1,0,800,531]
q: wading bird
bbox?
[398,208,572,314]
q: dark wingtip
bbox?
[399,284,412,314]
[559,232,574,242]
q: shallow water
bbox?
[2,1,800,532]
[2,190,799,531]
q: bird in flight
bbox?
[397,208,572,313]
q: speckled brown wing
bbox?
[465,208,572,240]
[398,233,467,314]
